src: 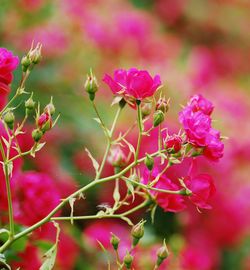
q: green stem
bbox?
[0,149,166,253]
[121,176,184,195]
[95,106,122,180]
[135,103,143,162]
[4,163,14,238]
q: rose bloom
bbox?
[187,94,214,116]
[103,68,161,102]
[179,108,212,147]
[142,169,186,213]
[13,171,60,226]
[0,48,19,109]
[184,174,216,209]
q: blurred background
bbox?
[1,0,250,269]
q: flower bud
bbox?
[131,221,144,247]
[123,250,133,269]
[108,146,127,168]
[25,95,36,112]
[84,70,98,101]
[141,103,152,118]
[145,154,154,171]
[110,233,120,250]
[156,240,169,266]
[3,111,15,130]
[164,135,182,153]
[21,56,31,72]
[28,43,42,64]
[44,97,55,115]
[156,97,169,114]
[38,112,52,133]
[153,110,164,127]
[32,128,43,142]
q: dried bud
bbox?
[3,111,15,130]
[38,112,52,133]
[153,110,164,127]
[32,128,43,142]
[145,154,154,171]
[21,56,31,72]
[108,146,127,168]
[25,95,36,112]
[85,70,98,101]
[164,135,182,153]
[156,240,169,266]
[44,97,55,115]
[131,221,144,246]
[141,103,152,118]
[110,233,120,250]
[124,250,133,269]
[156,97,169,114]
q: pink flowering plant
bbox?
[0,45,225,269]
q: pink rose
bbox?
[184,174,216,209]
[0,48,19,109]
[103,68,161,101]
[142,169,186,213]
[13,172,60,226]
[179,108,212,147]
[188,94,214,115]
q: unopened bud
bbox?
[32,128,43,142]
[156,97,169,114]
[124,250,133,269]
[38,112,52,133]
[110,233,120,250]
[156,240,169,266]
[141,103,152,118]
[21,56,31,72]
[108,146,127,168]
[44,97,55,115]
[145,154,154,171]
[3,111,15,130]
[153,110,164,127]
[164,135,182,153]
[28,43,42,64]
[131,221,144,246]
[25,95,36,112]
[85,70,98,101]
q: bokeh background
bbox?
[1,0,250,269]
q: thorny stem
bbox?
[0,148,165,253]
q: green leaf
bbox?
[0,254,11,270]
[39,222,60,270]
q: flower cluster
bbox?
[179,94,224,161]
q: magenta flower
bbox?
[103,68,161,101]
[188,94,214,115]
[184,174,216,209]
[142,169,186,213]
[0,48,19,109]
[204,134,224,161]
[179,108,212,147]
[13,172,60,226]
[179,95,224,161]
